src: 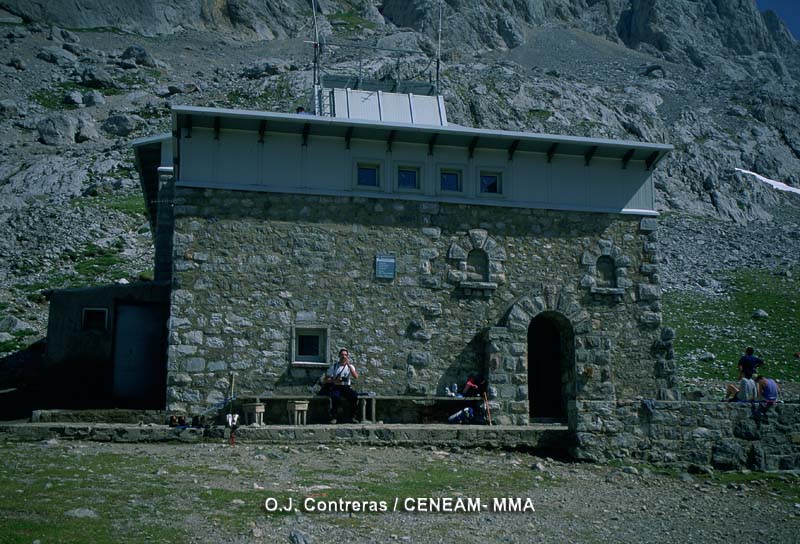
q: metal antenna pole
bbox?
[311,0,320,87]
[435,0,443,95]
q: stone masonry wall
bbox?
[165,188,670,418]
[572,400,800,470]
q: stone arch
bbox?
[484,285,615,426]
[579,238,633,297]
[446,229,506,295]
[466,249,489,281]
[528,311,574,420]
[595,255,616,287]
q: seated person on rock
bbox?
[725,376,756,403]
[319,348,359,423]
[755,374,779,411]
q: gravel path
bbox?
[1,439,798,543]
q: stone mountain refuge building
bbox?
[132,80,674,427]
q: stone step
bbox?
[0,422,571,452]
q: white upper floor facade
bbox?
[137,104,672,217]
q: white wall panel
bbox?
[178,128,657,215]
[587,157,622,209]
[347,90,381,121]
[217,130,259,186]
[306,136,349,190]
[260,133,302,187]
[380,92,413,124]
[179,128,217,183]
[550,156,587,206]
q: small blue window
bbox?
[398,167,419,189]
[357,164,379,187]
[440,169,461,192]
[480,172,501,194]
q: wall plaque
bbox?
[375,254,396,279]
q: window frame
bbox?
[478,170,502,195]
[81,307,108,332]
[290,325,330,367]
[395,162,424,193]
[437,165,465,195]
[353,159,383,191]
[476,166,507,199]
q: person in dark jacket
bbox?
[738,346,764,379]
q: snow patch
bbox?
[736,168,800,196]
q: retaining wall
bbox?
[572,400,800,470]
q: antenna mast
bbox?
[435,0,442,94]
[311,0,320,86]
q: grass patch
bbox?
[663,268,800,382]
[30,82,84,110]
[0,329,37,353]
[12,273,84,293]
[527,108,552,122]
[704,471,800,504]
[0,448,189,543]
[72,192,146,217]
[306,460,549,510]
[9,239,133,301]
[329,10,377,35]
[73,243,125,278]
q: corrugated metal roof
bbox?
[324,87,447,126]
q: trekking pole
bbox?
[483,392,493,426]
[228,373,237,446]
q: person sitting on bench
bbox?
[319,348,359,423]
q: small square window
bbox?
[397,167,419,190]
[293,327,328,365]
[440,169,462,192]
[357,164,379,187]
[480,172,501,194]
[82,308,108,331]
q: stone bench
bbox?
[239,395,482,424]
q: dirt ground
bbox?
[1,438,799,543]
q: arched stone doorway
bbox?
[527,311,574,421]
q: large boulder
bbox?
[101,114,143,137]
[0,99,22,117]
[36,46,77,67]
[48,26,80,44]
[79,67,116,89]
[36,114,78,146]
[241,58,290,79]
[121,44,156,67]
[0,316,34,334]
[82,90,105,106]
[75,115,99,143]
[36,113,98,145]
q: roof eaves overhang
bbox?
[170,105,674,164]
[132,132,171,234]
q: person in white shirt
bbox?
[725,376,756,402]
[320,348,359,423]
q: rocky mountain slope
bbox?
[0,0,798,363]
